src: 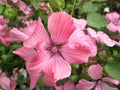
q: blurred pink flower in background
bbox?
[105,12,120,32]
[0,0,6,5]
[10,20,37,42]
[11,0,33,17]
[86,28,120,47]
[39,2,50,14]
[0,70,10,90]
[10,0,18,3]
[0,15,11,46]
[77,64,119,90]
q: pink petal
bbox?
[88,64,102,80]
[86,28,97,38]
[0,33,11,46]
[97,31,115,47]
[105,12,120,22]
[63,80,75,90]
[28,50,50,73]
[43,75,63,90]
[10,28,29,42]
[95,81,118,90]
[11,80,17,90]
[48,12,75,45]
[60,44,91,64]
[102,77,119,85]
[11,0,18,3]
[76,79,95,90]
[13,46,37,61]
[73,18,87,30]
[24,17,50,48]
[0,24,8,32]
[0,72,10,90]
[107,23,118,32]
[68,29,97,57]
[23,20,36,36]
[60,30,97,64]
[42,54,71,81]
[26,61,42,90]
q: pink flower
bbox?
[73,18,87,31]
[13,12,97,89]
[77,64,119,90]
[17,0,32,16]
[0,0,6,5]
[10,0,18,3]
[39,2,50,14]
[0,15,11,46]
[10,20,36,42]
[10,73,18,90]
[86,28,120,47]
[0,70,10,90]
[105,12,120,32]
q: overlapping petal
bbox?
[24,17,50,48]
[60,30,97,64]
[42,54,71,81]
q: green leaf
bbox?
[49,0,65,11]
[82,2,98,12]
[30,0,41,10]
[87,12,109,28]
[0,4,4,14]
[105,63,120,81]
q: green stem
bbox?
[71,0,77,16]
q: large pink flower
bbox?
[77,64,119,90]
[13,12,96,89]
[105,12,120,32]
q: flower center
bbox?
[51,46,58,53]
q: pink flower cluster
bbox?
[0,9,120,89]
[0,15,11,46]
